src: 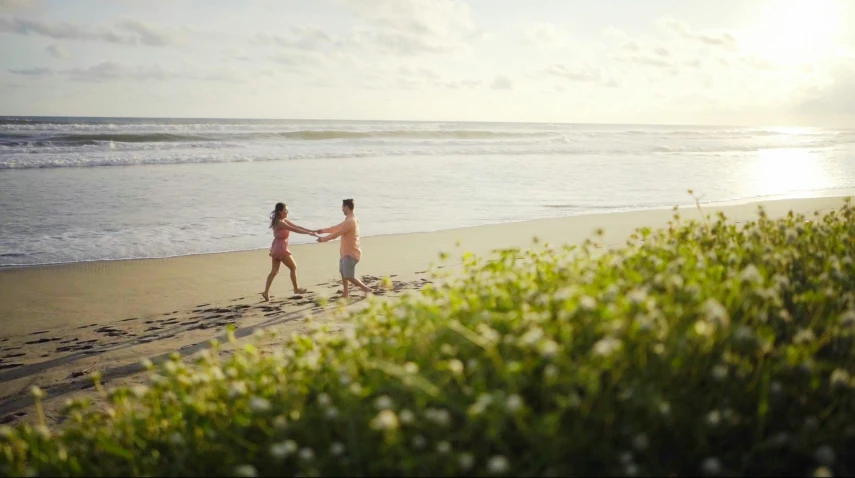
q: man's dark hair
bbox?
[343,198,355,211]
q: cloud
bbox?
[254,25,337,51]
[45,44,70,59]
[614,52,672,68]
[544,63,601,82]
[9,66,52,76]
[60,61,244,83]
[336,0,481,55]
[658,17,738,51]
[119,20,173,46]
[602,77,621,88]
[399,65,440,80]
[0,17,175,46]
[601,26,627,40]
[799,61,855,118]
[438,79,481,89]
[739,54,776,71]
[523,22,564,48]
[0,0,31,11]
[491,75,513,90]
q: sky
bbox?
[1,0,855,127]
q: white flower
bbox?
[813,467,833,478]
[163,361,178,375]
[448,359,464,375]
[270,440,297,460]
[168,432,185,446]
[712,365,728,381]
[130,385,149,398]
[404,362,419,374]
[814,446,835,466]
[505,394,524,412]
[632,433,649,451]
[701,299,730,328]
[326,406,340,419]
[839,309,855,327]
[544,364,558,379]
[734,325,754,342]
[273,415,288,430]
[209,367,225,381]
[520,327,544,346]
[233,465,257,477]
[554,287,574,301]
[412,435,427,449]
[370,410,399,431]
[740,264,763,283]
[706,410,721,427]
[830,369,851,388]
[458,452,475,470]
[579,296,597,311]
[794,328,816,344]
[627,289,648,305]
[469,394,493,416]
[399,409,415,425]
[374,395,394,410]
[140,358,154,370]
[330,442,345,456]
[249,396,271,414]
[701,457,722,475]
[593,337,622,357]
[299,448,315,461]
[317,393,331,406]
[424,408,451,427]
[487,455,510,474]
[228,381,247,398]
[436,441,451,454]
[538,339,560,357]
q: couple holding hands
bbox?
[262,198,371,302]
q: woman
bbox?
[261,202,317,301]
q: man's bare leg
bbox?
[341,275,350,299]
[347,277,372,298]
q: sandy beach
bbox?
[0,193,851,425]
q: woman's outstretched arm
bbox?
[279,219,317,235]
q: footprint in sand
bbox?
[0,412,27,424]
[25,337,62,345]
[56,344,94,353]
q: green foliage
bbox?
[2,199,854,477]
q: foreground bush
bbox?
[2,199,855,477]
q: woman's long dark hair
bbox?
[270,202,286,229]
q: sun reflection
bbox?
[741,148,833,197]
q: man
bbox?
[316,199,372,299]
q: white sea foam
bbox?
[1,117,854,267]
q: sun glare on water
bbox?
[747,0,844,66]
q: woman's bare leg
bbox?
[281,255,307,294]
[261,258,281,301]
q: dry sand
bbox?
[0,193,851,425]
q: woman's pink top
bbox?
[269,226,291,259]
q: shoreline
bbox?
[3,187,854,272]
[1,193,851,336]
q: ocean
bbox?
[1,116,854,268]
